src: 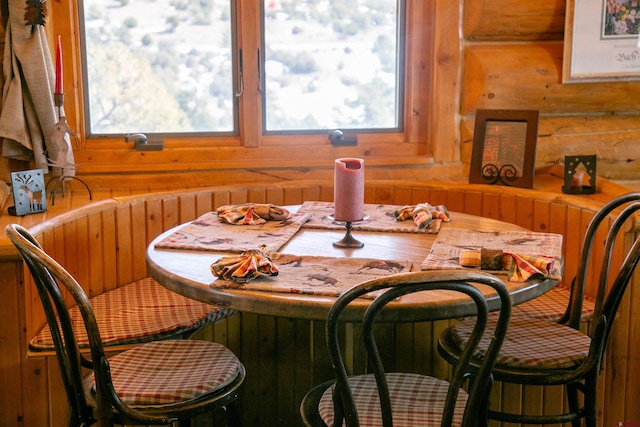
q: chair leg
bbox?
[224,401,242,427]
[583,376,599,427]
[566,383,582,427]
[478,376,493,427]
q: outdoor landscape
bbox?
[81,0,400,135]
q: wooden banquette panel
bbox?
[1,178,637,426]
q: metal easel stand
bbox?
[46,175,92,205]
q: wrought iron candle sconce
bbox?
[563,155,596,194]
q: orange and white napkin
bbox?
[394,203,451,229]
[211,245,279,283]
[459,249,555,282]
[217,203,290,225]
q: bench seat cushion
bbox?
[30,277,235,351]
[510,285,595,322]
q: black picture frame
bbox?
[469,109,539,189]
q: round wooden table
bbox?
[146,211,561,322]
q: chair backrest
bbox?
[6,223,109,425]
[565,194,640,367]
[326,270,512,427]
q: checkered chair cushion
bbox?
[450,316,591,369]
[30,278,236,351]
[317,373,467,427]
[85,340,242,406]
[509,285,595,322]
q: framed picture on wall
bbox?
[9,169,47,216]
[563,0,640,82]
[469,109,539,189]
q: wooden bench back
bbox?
[10,178,639,427]
[22,179,616,340]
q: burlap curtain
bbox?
[0,0,73,177]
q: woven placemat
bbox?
[297,201,443,234]
[421,228,563,280]
[211,254,413,299]
[154,211,311,253]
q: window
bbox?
[262,0,403,133]
[79,0,404,138]
[79,0,235,135]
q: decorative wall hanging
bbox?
[563,0,640,82]
[24,0,47,26]
[563,155,596,194]
[469,109,539,189]
[9,169,47,216]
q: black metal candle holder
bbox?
[329,215,367,248]
[562,155,596,194]
[333,221,364,248]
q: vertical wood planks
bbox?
[160,195,180,231]
[0,261,26,427]
[144,197,164,246]
[114,205,133,286]
[129,201,148,282]
[6,180,639,427]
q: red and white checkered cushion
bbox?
[86,340,242,406]
[509,285,595,322]
[318,373,467,427]
[450,316,591,369]
[30,278,235,351]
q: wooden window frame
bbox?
[46,1,459,175]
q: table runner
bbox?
[297,201,444,233]
[154,211,311,253]
[421,228,563,281]
[210,254,413,299]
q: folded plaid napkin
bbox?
[217,203,290,225]
[211,245,279,283]
[394,203,451,229]
[459,249,555,282]
[211,254,413,299]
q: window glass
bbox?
[263,0,403,132]
[79,0,234,135]
[78,0,405,138]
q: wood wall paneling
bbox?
[8,0,635,191]
[464,0,566,41]
[0,261,26,427]
[2,180,639,426]
[461,113,640,180]
[462,43,640,114]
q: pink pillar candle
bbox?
[334,158,365,222]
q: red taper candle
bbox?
[55,35,63,94]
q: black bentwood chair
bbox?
[300,270,512,427]
[438,192,640,427]
[6,224,245,427]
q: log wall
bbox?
[18,0,636,190]
[460,0,640,183]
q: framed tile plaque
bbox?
[9,169,47,216]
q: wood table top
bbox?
[147,210,561,322]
